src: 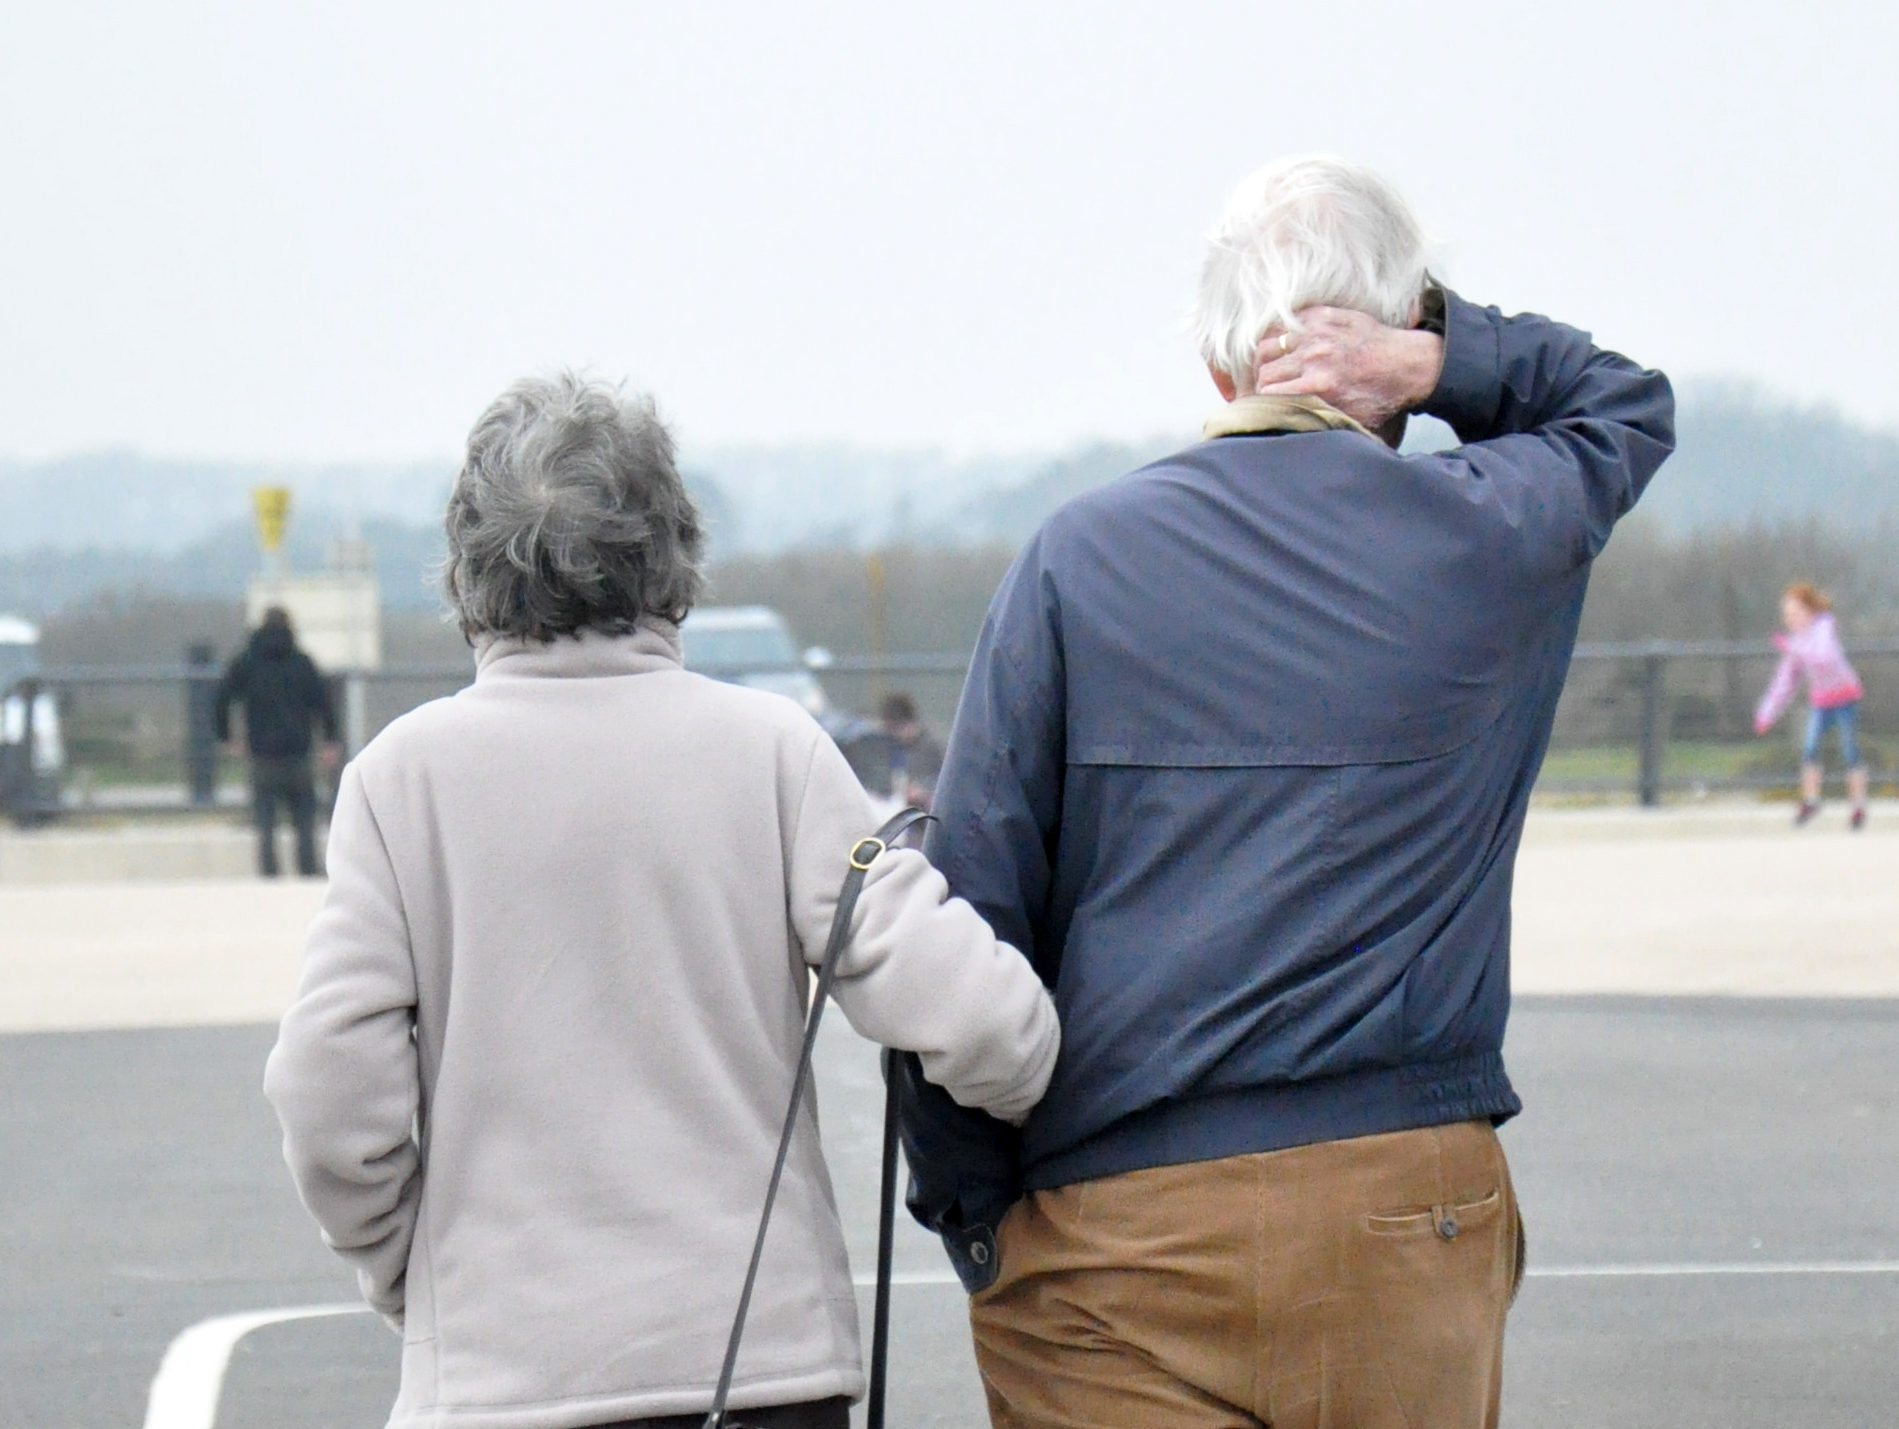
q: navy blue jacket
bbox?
[899,292,1675,1291]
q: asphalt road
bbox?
[3,998,1896,1429]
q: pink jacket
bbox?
[1754,612,1864,733]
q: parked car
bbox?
[677,606,832,719]
[678,606,912,807]
[0,615,65,823]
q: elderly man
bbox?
[900,155,1674,1427]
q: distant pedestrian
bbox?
[1754,582,1869,829]
[880,690,945,808]
[215,607,340,876]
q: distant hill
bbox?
[0,445,1011,560]
[2,384,1895,617]
[923,383,1889,545]
[942,438,1187,546]
[0,514,450,618]
[687,445,1043,552]
[0,451,454,554]
[1639,381,1899,531]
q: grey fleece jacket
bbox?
[263,625,1059,1429]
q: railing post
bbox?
[1637,648,1667,808]
[0,680,30,820]
[184,643,220,807]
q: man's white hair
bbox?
[1191,155,1431,388]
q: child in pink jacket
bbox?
[1754,582,1868,828]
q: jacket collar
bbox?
[1202,394,1373,441]
[473,620,684,681]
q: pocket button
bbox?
[1436,1213,1459,1241]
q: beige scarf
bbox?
[1202,394,1373,441]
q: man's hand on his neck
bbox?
[1245,306,1446,446]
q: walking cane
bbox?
[868,1049,902,1429]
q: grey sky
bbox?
[3,0,1895,465]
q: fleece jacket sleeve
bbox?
[263,760,421,1330]
[1754,644,1799,734]
[785,731,1059,1127]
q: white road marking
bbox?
[141,1303,365,1429]
[866,1269,963,1286]
[144,1262,1899,1426]
[1528,1259,1899,1279]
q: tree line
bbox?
[30,511,1898,749]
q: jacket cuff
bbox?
[1421,290,1502,442]
[942,1224,1002,1294]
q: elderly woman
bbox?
[264,376,1059,1429]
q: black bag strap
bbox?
[704,805,933,1429]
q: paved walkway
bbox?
[1513,802,1898,997]
[1,803,1894,1034]
[0,880,324,1033]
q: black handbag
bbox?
[703,806,932,1429]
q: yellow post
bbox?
[253,486,292,561]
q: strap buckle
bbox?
[849,837,887,871]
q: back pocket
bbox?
[1365,1188,1502,1242]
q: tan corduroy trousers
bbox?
[969,1121,1523,1429]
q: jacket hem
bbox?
[1810,687,1863,711]
[1022,1053,1521,1192]
[384,1364,861,1429]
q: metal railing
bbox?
[5,639,1895,820]
[1561,638,1899,806]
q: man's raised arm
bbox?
[1257,290,1676,576]
[1421,291,1675,568]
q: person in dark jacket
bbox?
[899,155,1675,1428]
[216,607,339,876]
[880,691,946,809]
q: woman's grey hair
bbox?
[1190,155,1432,389]
[444,374,705,642]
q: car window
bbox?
[679,623,798,670]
